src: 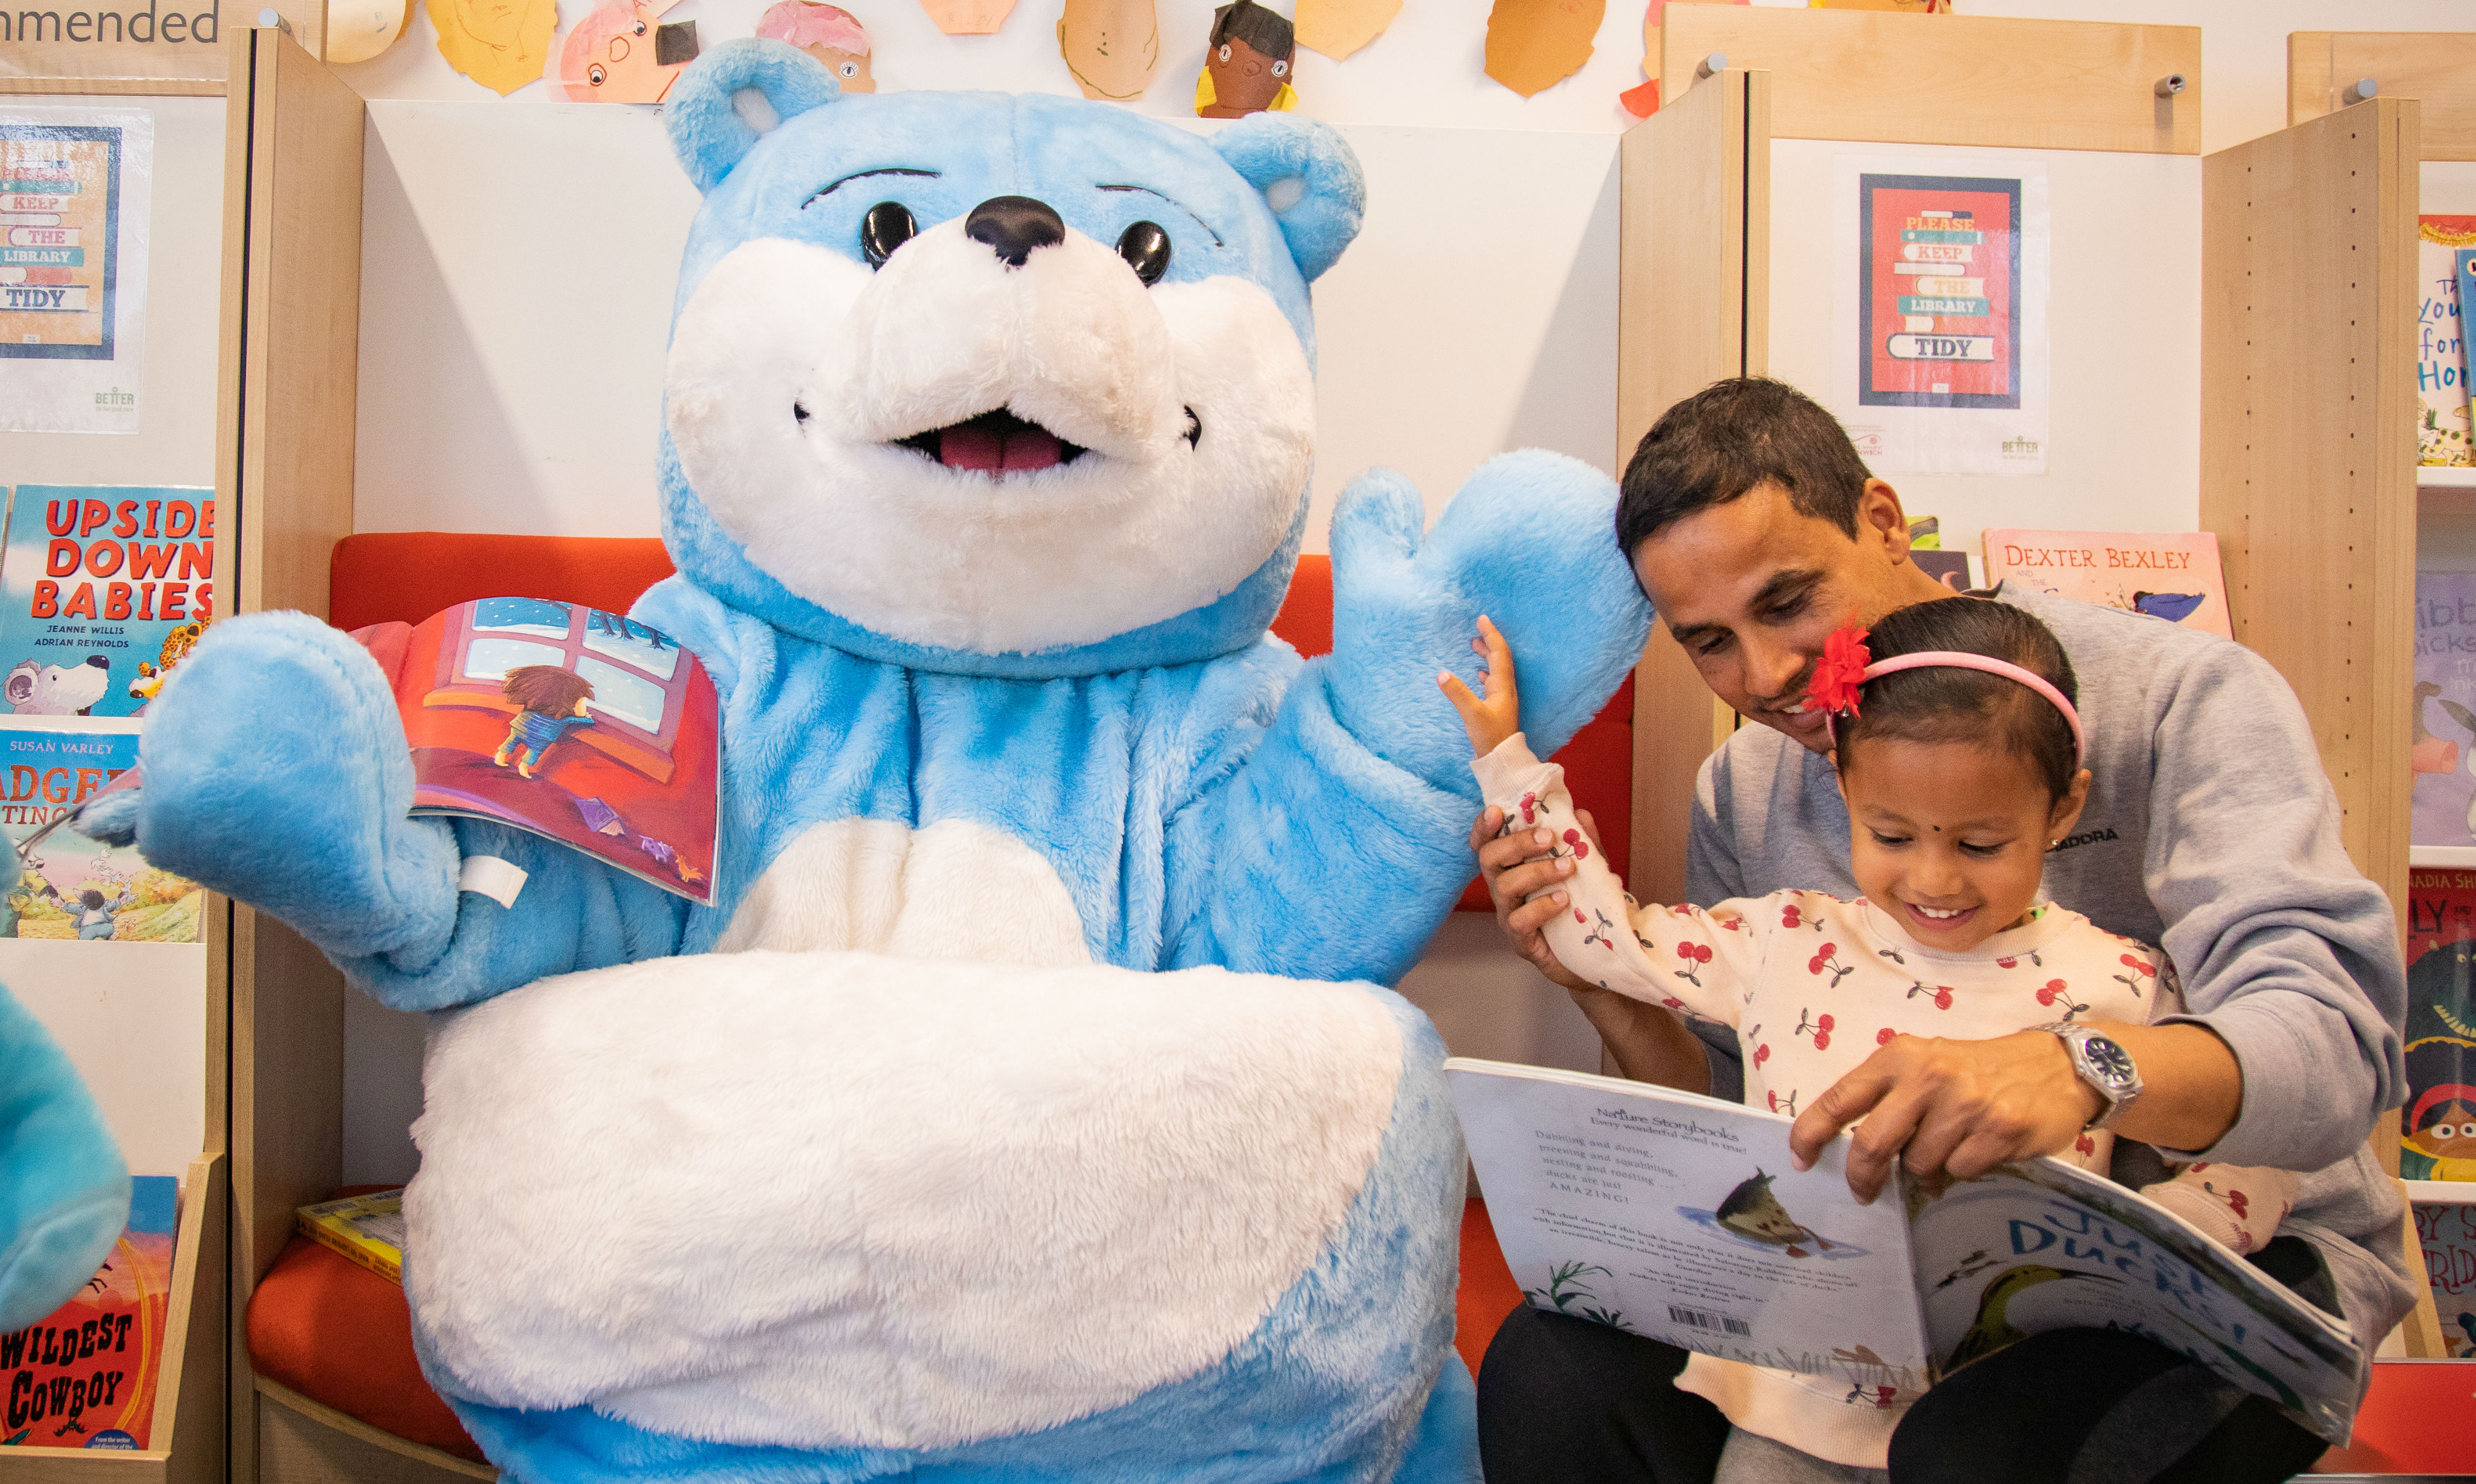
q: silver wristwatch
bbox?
[2036,1021,2143,1129]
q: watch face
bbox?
[2080,1035,2137,1088]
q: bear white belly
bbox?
[711,816,1092,967]
[406,817,1405,1453]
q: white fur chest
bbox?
[712,816,1093,967]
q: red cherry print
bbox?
[1562,828,1590,860]
[1818,942,1837,960]
[1933,987,1953,1010]
[1808,954,1826,975]
[1688,943,1713,965]
[2073,1133,2095,1157]
[1817,1013,1835,1032]
[1519,792,1538,825]
[1754,1042,1772,1067]
[2036,981,2061,1006]
[1877,1027,1897,1046]
[1996,957,2017,970]
[1574,908,1586,924]
[1783,904,1803,929]
[2119,953,2154,978]
[2227,1189,2249,1218]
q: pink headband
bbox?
[1807,627,2085,769]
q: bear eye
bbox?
[861,201,917,268]
[1270,58,1287,76]
[1216,42,1230,61]
[1117,220,1170,285]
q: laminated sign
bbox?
[0,107,148,435]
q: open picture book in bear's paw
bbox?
[347,598,719,904]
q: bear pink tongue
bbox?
[936,415,1065,474]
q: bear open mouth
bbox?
[893,409,1089,475]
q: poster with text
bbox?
[1831,157,2048,476]
[0,108,150,435]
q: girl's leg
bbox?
[1477,1304,1731,1484]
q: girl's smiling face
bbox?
[1837,734,2089,952]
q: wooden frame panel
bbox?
[1618,68,1766,914]
[211,21,363,1481]
[2290,32,2476,161]
[1662,8,2198,156]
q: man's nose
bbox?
[965,196,1066,268]
[1743,637,1807,706]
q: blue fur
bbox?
[95,44,1650,1482]
[0,983,129,1333]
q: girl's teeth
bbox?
[1916,905,1963,919]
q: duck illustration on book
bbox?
[1945,1264,2116,1370]
[1714,1169,1834,1257]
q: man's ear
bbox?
[1209,112,1365,283]
[1858,478,1911,558]
[665,38,842,195]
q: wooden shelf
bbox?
[2405,1179,2476,1204]
[2410,846,2476,868]
[2419,466,2476,488]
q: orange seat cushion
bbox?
[245,1226,485,1462]
[330,534,1636,912]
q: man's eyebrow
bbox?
[1097,183,1224,246]
[1747,568,1825,612]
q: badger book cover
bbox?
[351,597,720,905]
[1446,1060,2359,1444]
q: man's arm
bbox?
[2142,644,2405,1169]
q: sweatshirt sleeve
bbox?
[2139,645,2407,1170]
[1473,734,1764,1025]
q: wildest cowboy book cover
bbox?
[1,1175,177,1450]
[352,598,719,904]
[0,486,212,718]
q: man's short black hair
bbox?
[1614,377,1873,556]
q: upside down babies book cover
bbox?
[352,598,719,904]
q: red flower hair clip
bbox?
[1804,623,1872,716]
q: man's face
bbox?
[1630,479,1933,754]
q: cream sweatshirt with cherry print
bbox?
[1474,735,2297,1468]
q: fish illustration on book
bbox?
[1715,1169,1835,1258]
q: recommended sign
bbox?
[0,108,148,433]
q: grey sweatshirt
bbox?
[1683,582,2417,1379]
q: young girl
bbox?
[493,664,597,780]
[1442,596,2297,1476]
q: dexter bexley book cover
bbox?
[350,597,719,904]
[1979,530,2231,640]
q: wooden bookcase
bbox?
[1615,8,2450,1360]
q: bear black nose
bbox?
[83,656,107,669]
[965,196,1066,268]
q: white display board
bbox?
[1769,138,2202,572]
[0,93,222,1180]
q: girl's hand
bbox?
[1438,615,1523,758]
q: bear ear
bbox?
[665,38,844,195]
[1209,112,1365,284]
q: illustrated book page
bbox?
[351,596,721,905]
[1979,529,2231,639]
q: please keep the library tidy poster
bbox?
[1831,156,2049,477]
[0,106,150,434]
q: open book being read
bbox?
[1447,1059,2361,1443]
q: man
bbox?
[1471,378,2412,1483]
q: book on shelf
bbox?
[2421,217,2475,468]
[2403,867,2476,1184]
[2412,1201,2476,1359]
[297,1189,406,1285]
[0,1175,179,1451]
[2414,574,2476,851]
[0,721,201,943]
[0,486,215,719]
[1447,1059,2362,1443]
[348,598,720,904]
[1978,530,2230,639]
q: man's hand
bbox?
[1786,1030,2106,1203]
[1470,803,1595,993]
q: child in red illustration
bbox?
[1443,596,2299,1471]
[493,665,596,780]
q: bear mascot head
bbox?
[85,38,1651,1484]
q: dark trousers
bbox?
[1476,1236,2336,1484]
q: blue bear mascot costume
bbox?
[0,985,130,1336]
[87,40,1651,1484]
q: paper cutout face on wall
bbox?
[560,0,702,102]
[755,0,875,91]
[1294,0,1391,61]
[1624,0,1743,115]
[919,0,1010,34]
[325,0,411,63]
[1195,0,1294,116]
[427,0,557,94]
[1058,0,1157,101]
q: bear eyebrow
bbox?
[807,167,941,206]
[1097,184,1223,247]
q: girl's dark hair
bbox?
[1833,598,2080,801]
